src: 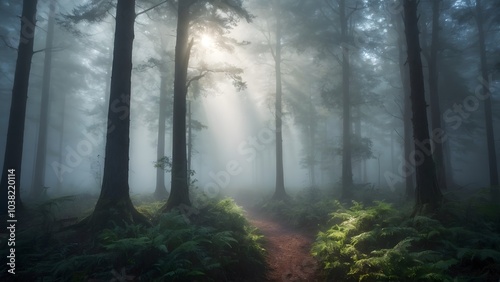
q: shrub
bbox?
[0,198,266,281]
[312,201,500,281]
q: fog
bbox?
[1,0,499,204]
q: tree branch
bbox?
[136,0,170,18]
[347,3,364,19]
[323,0,339,15]
[187,70,210,89]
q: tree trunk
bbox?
[187,100,192,185]
[32,0,56,198]
[273,0,287,200]
[154,60,169,199]
[340,0,353,199]
[403,0,442,214]
[475,0,499,189]
[395,13,415,199]
[1,0,38,216]
[55,91,66,193]
[354,104,362,182]
[87,0,148,230]
[164,0,193,210]
[308,95,316,188]
[428,0,447,191]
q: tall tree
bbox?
[426,0,448,190]
[394,13,414,199]
[403,0,442,214]
[475,0,498,188]
[154,55,170,199]
[1,0,38,215]
[32,0,56,197]
[272,0,287,200]
[164,0,193,210]
[87,0,148,229]
[164,0,251,210]
[339,0,353,199]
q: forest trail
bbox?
[244,208,320,282]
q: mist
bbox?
[1,0,500,281]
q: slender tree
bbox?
[272,0,287,200]
[154,55,170,199]
[395,15,415,199]
[403,0,442,214]
[1,0,38,215]
[164,0,193,210]
[339,0,353,199]
[427,0,447,190]
[87,0,148,229]
[32,0,56,197]
[475,0,498,189]
[164,0,251,210]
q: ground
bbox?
[244,208,320,282]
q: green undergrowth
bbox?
[260,188,338,228]
[0,198,266,281]
[312,200,500,281]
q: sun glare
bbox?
[200,34,214,48]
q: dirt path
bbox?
[244,209,320,282]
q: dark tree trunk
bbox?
[395,13,415,199]
[87,0,148,230]
[273,0,287,200]
[32,0,56,198]
[1,0,38,216]
[340,0,353,199]
[475,0,499,189]
[308,96,316,188]
[154,60,169,199]
[55,95,66,193]
[403,0,442,214]
[403,75,414,199]
[428,0,447,191]
[164,0,194,210]
[354,105,362,182]
[187,100,192,185]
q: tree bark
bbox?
[1,0,38,216]
[187,100,192,185]
[394,13,415,199]
[308,95,316,188]
[154,59,169,199]
[428,0,447,191]
[87,0,148,230]
[164,0,194,210]
[475,0,499,188]
[273,0,287,200]
[403,0,442,214]
[340,0,353,199]
[32,0,56,198]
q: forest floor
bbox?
[244,208,320,282]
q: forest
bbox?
[1,0,499,281]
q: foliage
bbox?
[260,188,339,228]
[154,156,173,172]
[334,135,374,163]
[155,156,196,183]
[0,198,266,281]
[312,201,500,281]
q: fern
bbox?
[312,200,500,282]
[4,198,266,281]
